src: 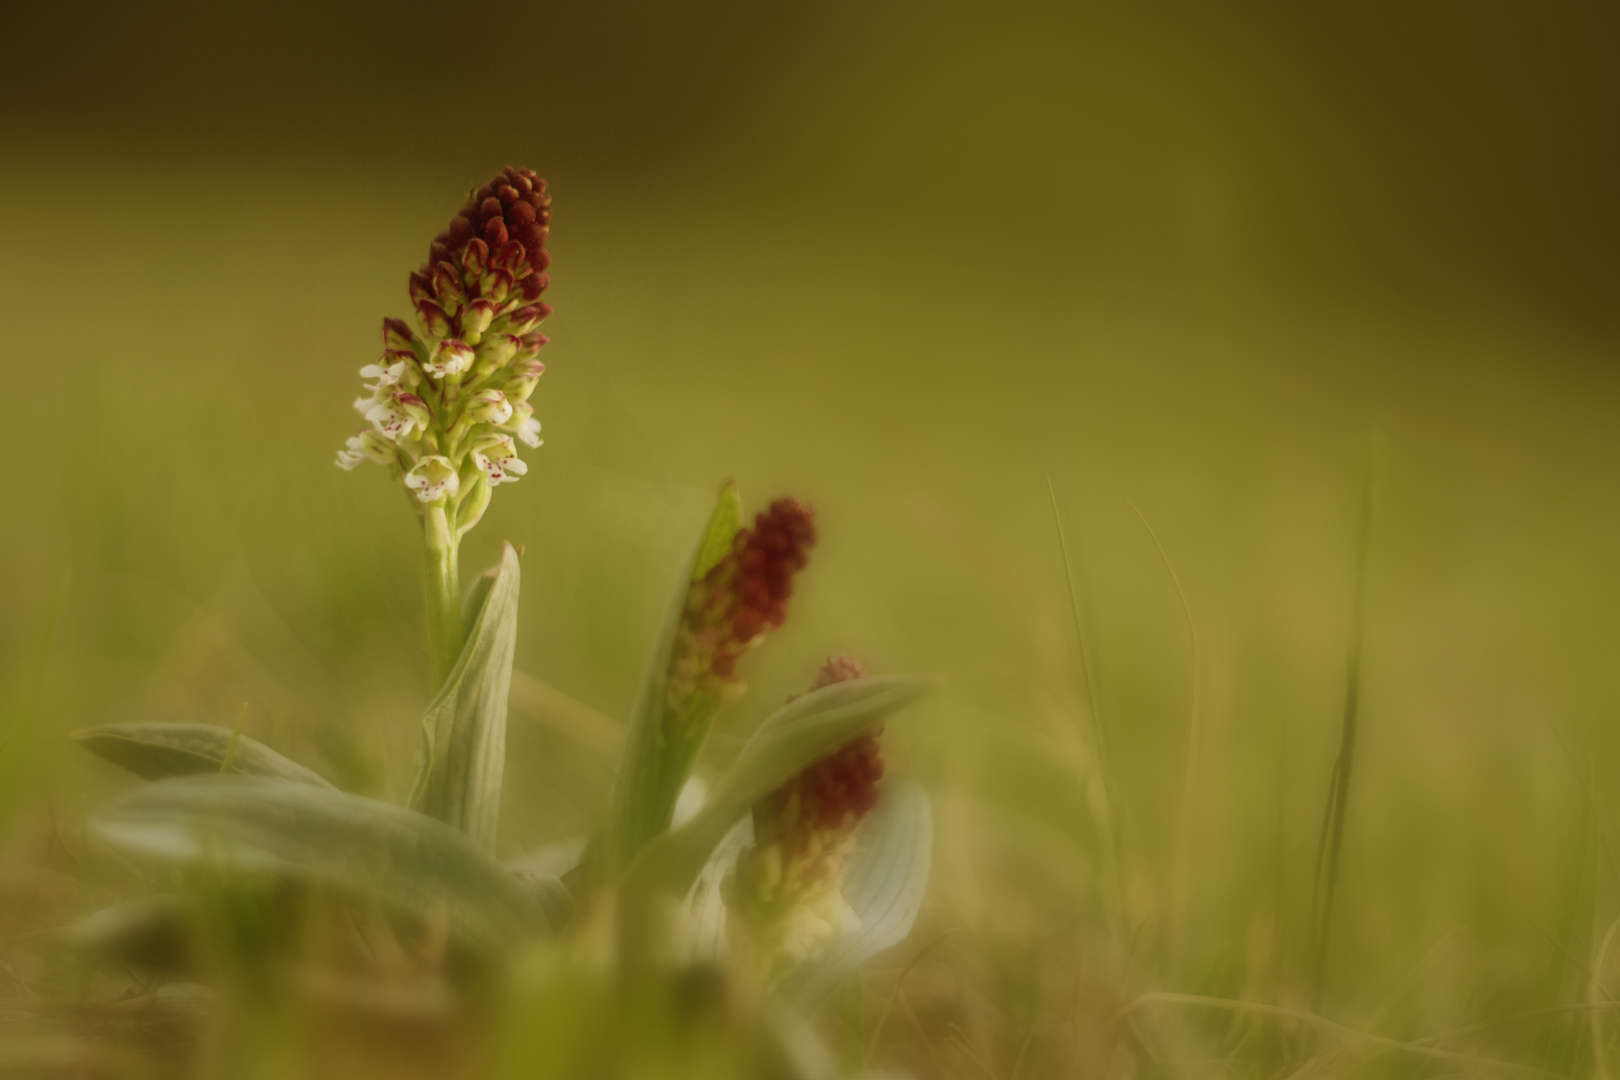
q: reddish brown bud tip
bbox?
[415,298,450,338]
[381,317,417,350]
[506,305,547,334]
[463,299,496,338]
[493,240,526,273]
[482,269,513,305]
[462,238,490,276]
[810,655,866,692]
[517,332,548,358]
[408,271,434,306]
[432,261,463,305]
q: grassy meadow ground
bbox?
[2,10,1620,1071]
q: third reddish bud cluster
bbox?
[712,500,817,676]
[766,656,885,853]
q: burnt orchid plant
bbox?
[69,169,932,1076]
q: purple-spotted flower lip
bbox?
[404,455,459,504]
[472,435,528,486]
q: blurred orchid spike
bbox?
[664,499,817,731]
[728,656,885,975]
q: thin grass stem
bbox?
[1126,499,1200,971]
[1116,991,1563,1076]
[1047,477,1129,925]
[1311,465,1376,1009]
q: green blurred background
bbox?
[4,0,1620,1071]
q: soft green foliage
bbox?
[606,484,743,875]
[631,676,929,894]
[94,774,554,950]
[408,543,521,853]
[778,779,933,1010]
[0,598,57,833]
[72,722,335,787]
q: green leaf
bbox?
[408,543,521,853]
[692,481,743,583]
[777,779,933,1010]
[94,775,550,950]
[72,723,334,787]
[604,483,742,876]
[629,676,930,895]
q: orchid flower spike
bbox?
[334,166,552,528]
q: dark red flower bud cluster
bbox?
[663,498,816,729]
[713,499,817,675]
[761,657,884,858]
[407,167,554,346]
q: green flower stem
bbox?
[423,503,463,687]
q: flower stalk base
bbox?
[423,506,463,687]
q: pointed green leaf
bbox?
[94,775,550,949]
[629,676,930,895]
[409,543,521,853]
[605,483,742,875]
[692,481,743,583]
[778,779,933,1010]
[72,723,334,788]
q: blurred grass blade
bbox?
[686,816,754,959]
[0,586,61,833]
[72,722,334,787]
[409,543,521,853]
[630,676,929,895]
[1310,465,1377,1008]
[94,774,552,949]
[605,482,742,875]
[779,779,933,1011]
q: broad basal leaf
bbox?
[409,543,521,853]
[629,676,929,895]
[777,779,933,1010]
[72,723,334,787]
[604,482,742,875]
[94,775,550,950]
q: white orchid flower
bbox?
[506,403,543,448]
[466,389,514,426]
[423,339,475,379]
[334,431,394,471]
[404,456,460,504]
[472,435,528,486]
